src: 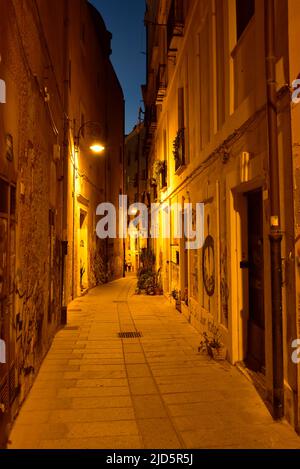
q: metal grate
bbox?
[118,332,142,339]
[64,326,79,331]
[113,300,127,304]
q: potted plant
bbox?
[198,325,227,361]
[171,289,178,301]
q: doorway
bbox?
[245,189,265,373]
[79,209,88,293]
[0,179,16,447]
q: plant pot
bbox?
[212,346,227,361]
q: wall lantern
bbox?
[74,121,105,155]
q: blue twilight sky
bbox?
[90,0,146,134]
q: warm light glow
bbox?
[129,207,138,216]
[90,143,105,154]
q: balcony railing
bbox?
[145,104,157,133]
[173,128,185,172]
[167,0,184,52]
[156,64,167,104]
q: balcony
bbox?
[173,128,185,173]
[155,64,167,104]
[167,0,184,53]
[145,104,157,133]
[154,160,168,191]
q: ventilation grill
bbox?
[64,326,79,331]
[118,332,142,339]
[113,300,127,304]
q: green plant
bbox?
[198,325,223,358]
[171,289,178,300]
[153,160,165,178]
[137,270,156,294]
[171,289,181,303]
[136,249,164,296]
[140,248,156,270]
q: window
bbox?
[236,0,255,40]
[199,19,211,147]
[174,88,185,171]
[162,130,168,188]
[160,161,168,189]
[10,186,16,217]
[216,0,226,129]
[167,0,184,51]
[0,179,9,214]
[178,87,185,130]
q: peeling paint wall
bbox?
[0,0,65,446]
[0,0,124,447]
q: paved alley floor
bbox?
[8,277,300,449]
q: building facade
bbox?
[143,0,300,431]
[125,122,147,273]
[0,0,124,446]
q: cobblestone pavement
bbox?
[8,277,300,449]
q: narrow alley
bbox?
[8,277,300,450]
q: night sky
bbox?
[90,0,146,135]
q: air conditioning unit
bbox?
[53,144,61,162]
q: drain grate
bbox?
[118,331,142,338]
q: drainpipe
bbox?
[61,0,69,322]
[264,0,283,419]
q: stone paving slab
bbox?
[8,277,300,449]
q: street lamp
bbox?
[74,120,106,154]
[90,144,105,154]
[71,120,106,300]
